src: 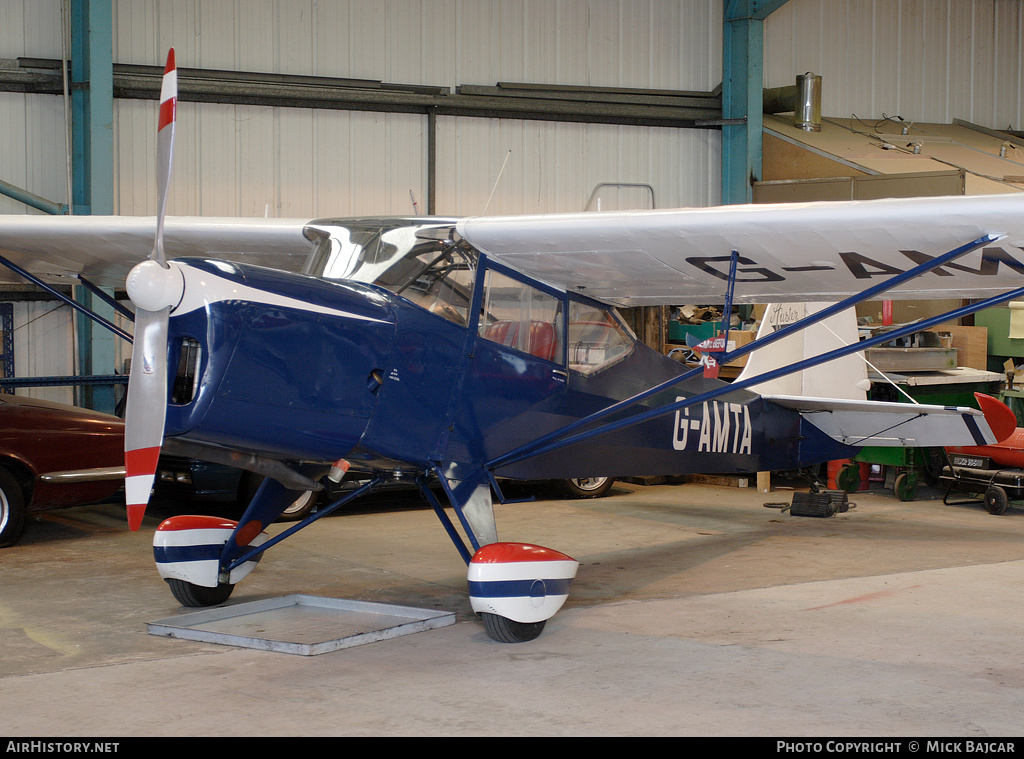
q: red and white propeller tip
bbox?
[158,48,177,134]
[125,444,162,532]
[153,47,177,267]
[124,48,177,531]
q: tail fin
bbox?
[734,303,867,401]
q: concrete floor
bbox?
[3,478,1024,737]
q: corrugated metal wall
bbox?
[110,0,723,218]
[765,0,1024,130]
[4,1,1021,219]
[0,1,69,219]
[1,0,1023,402]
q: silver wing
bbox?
[457,193,1024,306]
[0,215,316,287]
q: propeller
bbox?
[124,48,184,531]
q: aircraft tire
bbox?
[984,486,1009,515]
[557,476,615,499]
[481,613,546,643]
[166,578,234,607]
[0,467,27,548]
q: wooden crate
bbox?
[925,325,988,370]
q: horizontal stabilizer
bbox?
[765,395,999,448]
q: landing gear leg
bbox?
[426,465,578,643]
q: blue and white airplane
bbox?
[1,50,1023,642]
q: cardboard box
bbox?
[724,329,757,367]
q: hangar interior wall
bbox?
[4,1,1021,219]
[111,0,725,219]
[0,0,1022,402]
[765,0,1024,131]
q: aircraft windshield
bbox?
[305,219,476,325]
[305,218,634,371]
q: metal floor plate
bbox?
[147,594,456,655]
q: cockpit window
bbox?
[567,301,633,375]
[479,268,563,363]
[305,219,475,325]
[391,244,476,324]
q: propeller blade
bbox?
[123,48,178,531]
[124,307,170,531]
[153,47,176,267]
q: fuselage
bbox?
[160,218,854,482]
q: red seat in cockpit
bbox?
[483,320,557,362]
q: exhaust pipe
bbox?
[763,72,822,132]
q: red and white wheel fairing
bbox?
[468,542,578,624]
[153,515,267,589]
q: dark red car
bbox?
[0,394,125,547]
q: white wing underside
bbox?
[457,193,1024,306]
[766,395,996,448]
[0,215,315,287]
[0,194,1022,305]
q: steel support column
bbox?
[721,0,790,205]
[70,0,117,412]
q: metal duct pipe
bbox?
[0,178,67,214]
[763,72,822,132]
[795,72,821,132]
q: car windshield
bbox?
[304,219,477,324]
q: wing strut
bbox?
[0,253,133,343]
[494,280,1024,467]
[76,274,136,321]
[696,249,739,378]
[487,233,1006,470]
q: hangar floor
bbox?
[2,478,1024,737]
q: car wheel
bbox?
[239,472,317,522]
[0,467,27,548]
[557,476,615,499]
[277,488,318,522]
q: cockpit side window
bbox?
[567,301,634,375]
[478,268,564,364]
